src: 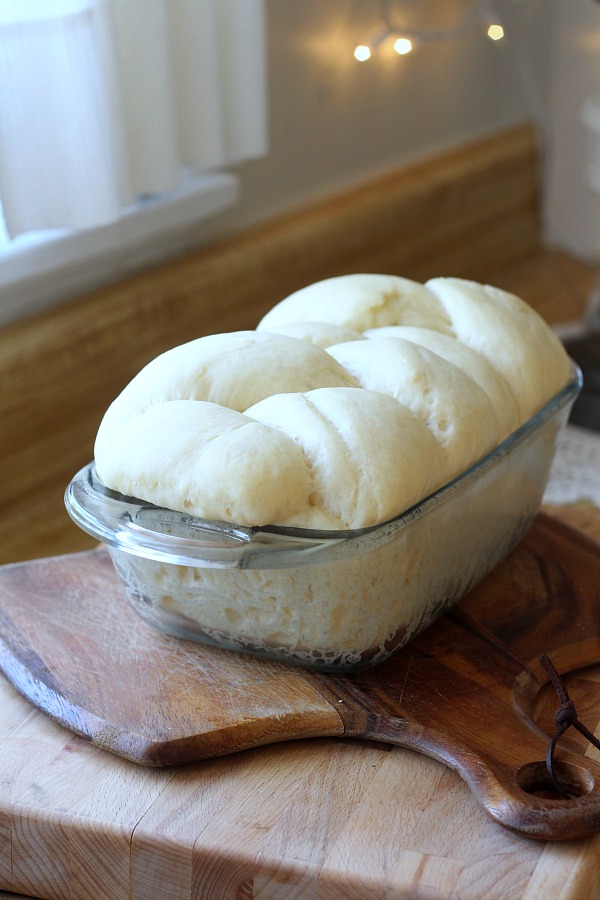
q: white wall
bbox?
[201,0,547,240]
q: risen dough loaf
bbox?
[258,273,454,334]
[95,331,357,467]
[326,337,499,474]
[95,274,570,530]
[246,387,447,529]
[362,326,520,440]
[259,274,570,422]
[258,320,365,348]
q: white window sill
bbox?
[0,170,239,327]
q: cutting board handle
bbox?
[442,740,600,842]
[444,747,600,841]
[314,627,600,842]
[339,685,600,841]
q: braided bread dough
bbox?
[95,331,357,467]
[95,274,570,530]
[246,387,447,529]
[256,321,365,348]
[326,337,499,474]
[361,327,521,440]
[258,273,453,334]
[258,274,570,422]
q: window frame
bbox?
[0,169,238,326]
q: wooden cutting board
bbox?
[0,513,599,843]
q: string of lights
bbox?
[353,0,505,62]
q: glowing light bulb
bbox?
[393,37,413,56]
[487,23,504,41]
[354,44,371,61]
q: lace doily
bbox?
[544,424,600,507]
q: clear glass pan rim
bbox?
[64,362,582,566]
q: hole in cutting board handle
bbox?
[515,760,595,801]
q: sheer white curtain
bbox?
[0,0,267,237]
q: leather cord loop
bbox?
[539,654,600,796]
[555,699,577,729]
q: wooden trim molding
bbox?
[0,122,589,564]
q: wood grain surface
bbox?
[0,509,596,897]
[0,514,599,850]
[0,548,344,766]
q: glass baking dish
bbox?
[65,364,581,673]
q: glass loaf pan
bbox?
[65,365,581,673]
